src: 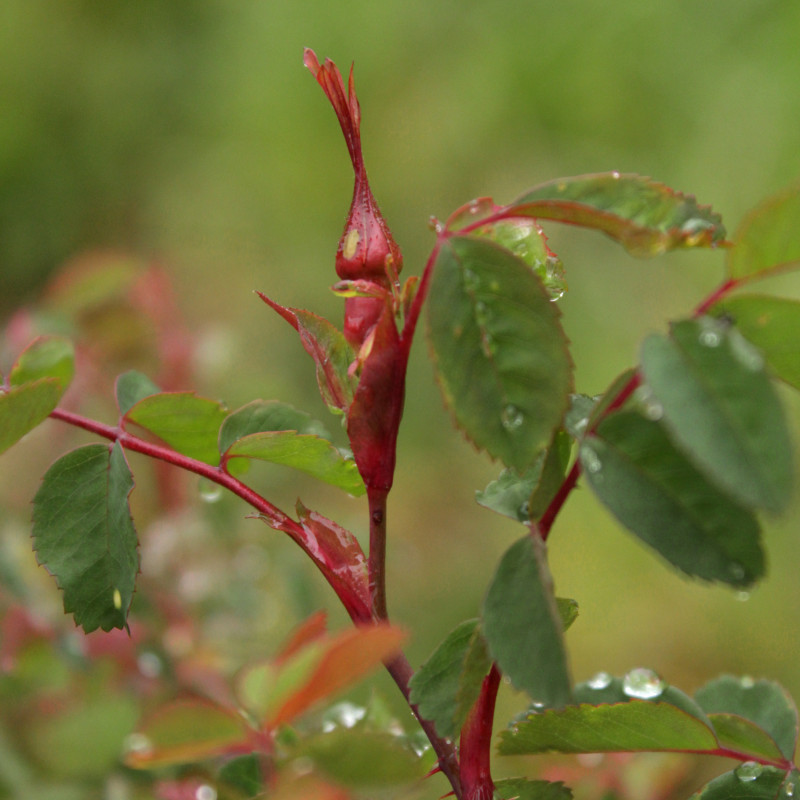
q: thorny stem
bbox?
[459,665,501,800]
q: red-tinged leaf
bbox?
[727,182,800,280]
[258,292,357,413]
[268,773,351,800]
[445,197,501,231]
[260,502,370,621]
[0,379,62,456]
[507,173,727,256]
[124,698,251,769]
[9,335,75,395]
[268,624,406,727]
[346,301,405,490]
[276,610,328,664]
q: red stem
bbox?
[367,487,389,620]
[459,664,501,800]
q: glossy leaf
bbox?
[494,778,573,800]
[32,443,139,632]
[712,294,800,390]
[299,726,429,789]
[236,624,406,728]
[508,173,726,256]
[695,675,798,761]
[727,182,800,279]
[219,400,364,494]
[9,336,75,395]
[483,535,571,708]
[0,379,62,456]
[124,698,250,769]
[690,766,798,800]
[581,410,764,587]
[124,391,228,466]
[476,463,545,523]
[706,714,785,763]
[641,317,794,512]
[427,235,572,472]
[115,370,161,416]
[564,393,597,439]
[409,619,490,740]
[258,293,357,414]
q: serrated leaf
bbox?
[706,714,785,763]
[581,410,764,587]
[695,675,798,761]
[32,443,139,632]
[409,619,490,740]
[690,766,797,800]
[0,379,62,456]
[641,316,794,512]
[124,392,228,465]
[299,726,429,789]
[427,235,572,472]
[508,173,726,256]
[483,535,571,708]
[115,370,161,416]
[218,401,364,494]
[494,778,573,800]
[712,294,800,390]
[124,698,250,769]
[499,699,718,756]
[727,183,800,279]
[258,293,357,414]
[9,336,75,395]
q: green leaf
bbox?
[581,410,764,587]
[9,336,75,396]
[483,535,571,708]
[494,778,573,800]
[508,173,726,256]
[219,754,263,796]
[409,619,491,740]
[707,714,786,763]
[299,726,429,789]
[0,380,62,456]
[115,370,161,416]
[499,698,718,756]
[477,464,544,523]
[711,294,800,390]
[727,183,800,279]
[124,392,228,465]
[555,598,579,632]
[218,401,364,494]
[32,443,139,632]
[564,394,597,439]
[124,698,250,769]
[690,766,798,800]
[695,675,798,762]
[641,316,794,512]
[426,235,572,472]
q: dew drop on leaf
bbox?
[124,733,154,757]
[581,444,603,474]
[622,667,665,699]
[587,671,613,690]
[198,478,223,503]
[784,782,795,797]
[501,404,524,431]
[735,761,763,782]
[195,786,217,800]
[740,675,755,688]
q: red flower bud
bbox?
[304,49,402,347]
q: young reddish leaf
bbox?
[115,370,161,416]
[124,697,251,769]
[9,335,75,395]
[695,675,798,762]
[275,610,329,663]
[219,400,364,495]
[508,173,726,256]
[581,410,764,587]
[426,235,572,473]
[445,197,501,232]
[0,379,62,456]
[711,295,800,390]
[32,443,139,633]
[483,535,572,708]
[690,766,798,800]
[258,293,357,413]
[124,392,229,466]
[641,317,794,513]
[727,182,800,279]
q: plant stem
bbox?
[459,664,501,800]
[368,487,389,620]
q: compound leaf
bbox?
[32,443,139,633]
[115,370,161,416]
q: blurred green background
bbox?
[2,0,800,797]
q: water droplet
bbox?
[611,171,621,180]
[322,702,366,732]
[137,651,163,678]
[198,478,222,504]
[622,667,665,699]
[735,761,763,782]
[643,400,663,421]
[699,329,721,347]
[518,500,531,520]
[125,733,154,756]
[501,404,524,431]
[428,216,444,233]
[587,671,613,690]
[736,590,750,602]
[784,781,795,797]
[531,701,546,710]
[581,445,603,474]
[195,786,217,800]
[468,200,481,215]
[740,675,755,688]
